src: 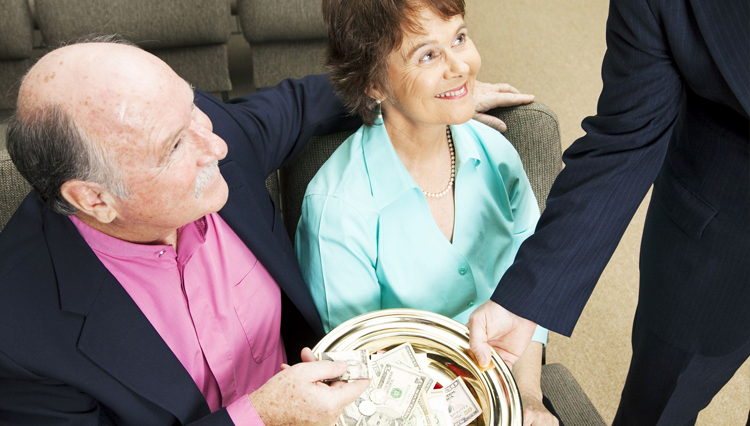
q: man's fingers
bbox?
[469,340,494,369]
[473,113,507,132]
[488,93,535,107]
[493,348,520,368]
[329,378,372,405]
[505,84,522,94]
[467,316,493,368]
[297,360,349,382]
[300,347,317,363]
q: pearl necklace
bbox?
[422,126,455,199]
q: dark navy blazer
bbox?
[0,75,357,425]
[493,0,749,357]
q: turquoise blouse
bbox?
[295,118,548,344]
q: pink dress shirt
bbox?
[71,213,285,425]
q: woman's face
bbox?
[380,9,480,129]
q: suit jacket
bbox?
[492,0,749,357]
[0,75,358,425]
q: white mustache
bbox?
[194,161,219,198]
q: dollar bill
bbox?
[415,353,431,373]
[370,343,421,376]
[319,349,372,381]
[405,394,435,426]
[426,390,453,426]
[372,363,432,423]
[341,406,361,426]
[341,393,369,426]
[444,378,481,426]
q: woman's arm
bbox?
[296,194,381,333]
[512,342,559,426]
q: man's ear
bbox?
[60,180,118,224]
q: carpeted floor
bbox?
[462,0,749,424]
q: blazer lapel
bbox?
[44,209,210,424]
[218,161,324,337]
[690,0,750,116]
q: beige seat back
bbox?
[237,0,326,89]
[34,0,233,95]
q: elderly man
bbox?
[0,40,371,426]
[0,40,529,425]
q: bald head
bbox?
[8,41,193,215]
[19,42,182,128]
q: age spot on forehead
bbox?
[43,72,56,83]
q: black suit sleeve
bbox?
[0,351,234,426]
[0,349,101,425]
[491,0,684,335]
[197,74,360,179]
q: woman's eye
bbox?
[420,51,436,62]
[454,33,466,45]
[171,139,182,154]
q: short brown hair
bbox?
[323,0,465,126]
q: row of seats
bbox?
[0,0,327,124]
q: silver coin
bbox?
[358,400,377,417]
[370,389,388,405]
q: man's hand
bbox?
[467,300,537,367]
[473,82,535,132]
[251,354,370,426]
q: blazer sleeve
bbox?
[491,0,684,335]
[0,349,235,426]
[197,74,360,178]
[296,194,380,333]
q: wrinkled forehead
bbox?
[44,45,194,155]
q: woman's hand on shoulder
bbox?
[520,392,559,426]
[473,82,535,132]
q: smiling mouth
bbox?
[435,84,468,99]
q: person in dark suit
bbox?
[467,0,749,424]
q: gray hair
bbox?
[7,105,130,215]
[7,35,136,215]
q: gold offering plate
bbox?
[312,309,522,426]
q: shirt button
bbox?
[467,301,475,308]
[158,250,166,257]
[458,267,467,275]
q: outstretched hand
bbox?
[473,82,535,132]
[252,348,370,426]
[467,300,537,367]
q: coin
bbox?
[358,400,376,417]
[370,389,388,405]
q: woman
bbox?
[296,0,558,424]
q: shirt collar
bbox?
[69,215,208,263]
[361,119,482,208]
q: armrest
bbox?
[484,102,562,213]
[541,363,607,426]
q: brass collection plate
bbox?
[313,309,522,426]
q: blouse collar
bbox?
[361,118,481,208]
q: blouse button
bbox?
[467,301,475,308]
[158,250,166,257]
[458,267,467,275]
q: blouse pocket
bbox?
[232,259,283,364]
